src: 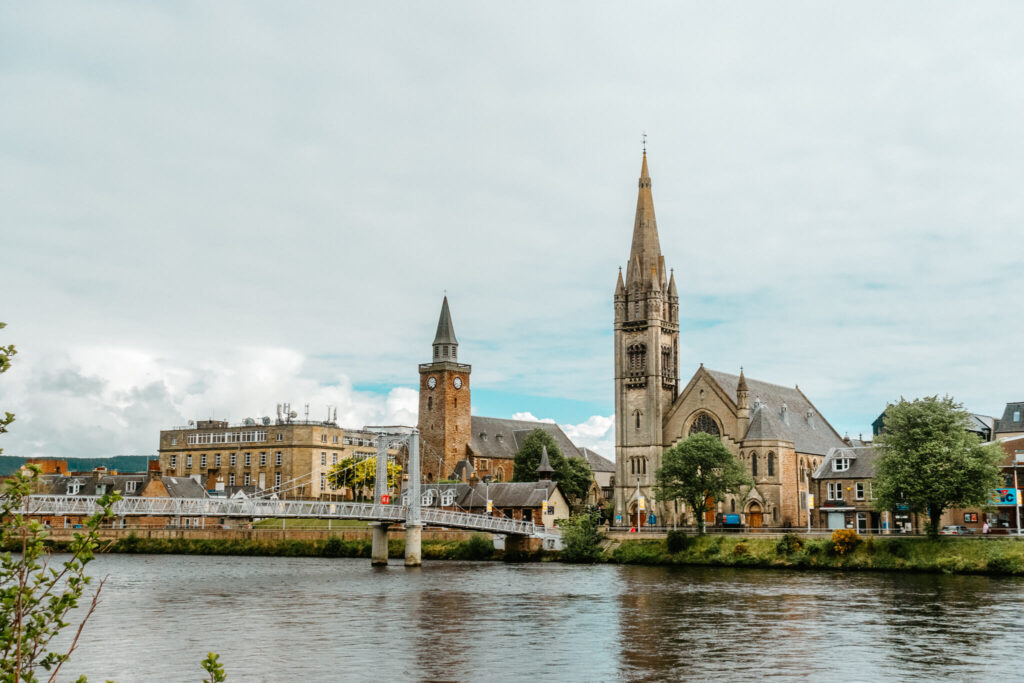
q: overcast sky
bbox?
[2,2,1022,460]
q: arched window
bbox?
[730,499,736,513]
[689,413,720,437]
[427,397,433,410]
[642,458,647,474]
[494,467,504,482]
[628,344,647,374]
[751,452,758,476]
[767,452,775,477]
[634,409,642,430]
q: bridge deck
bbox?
[22,495,561,540]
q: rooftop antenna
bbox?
[304,404,310,422]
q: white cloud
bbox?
[512,411,616,459]
[510,412,555,424]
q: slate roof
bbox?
[459,481,559,508]
[579,448,615,472]
[812,446,883,480]
[433,296,458,345]
[159,477,208,498]
[35,473,148,496]
[468,416,582,461]
[705,369,847,456]
[995,402,1024,435]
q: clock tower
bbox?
[418,296,472,482]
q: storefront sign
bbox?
[991,488,1019,505]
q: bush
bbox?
[775,533,803,555]
[456,534,495,561]
[883,539,907,558]
[732,543,749,557]
[831,529,860,556]
[560,512,603,563]
[987,555,1023,575]
[864,537,875,555]
[666,530,690,553]
[322,536,344,557]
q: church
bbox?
[613,152,848,528]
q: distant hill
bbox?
[0,456,155,476]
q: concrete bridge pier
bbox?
[371,523,390,566]
[404,524,422,567]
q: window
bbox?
[628,343,647,374]
[855,482,865,500]
[260,452,266,466]
[245,453,251,466]
[229,474,235,486]
[428,396,433,410]
[333,435,338,444]
[320,473,326,490]
[321,434,327,443]
[170,455,177,468]
[642,458,647,474]
[170,437,178,446]
[125,480,137,493]
[67,481,81,496]
[186,431,267,445]
[827,482,844,500]
[276,433,283,442]
[276,452,282,466]
[321,452,327,466]
[332,453,338,465]
[1015,410,1021,422]
[215,454,221,467]
[230,453,237,467]
[275,472,281,488]
[441,489,455,506]
[200,454,207,468]
[751,453,758,477]
[730,499,736,513]
[689,413,720,437]
[635,410,641,430]
[244,473,251,486]
[186,455,193,469]
[833,458,850,472]
[767,452,775,477]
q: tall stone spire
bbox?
[624,152,663,288]
[432,295,458,362]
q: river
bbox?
[54,555,1022,681]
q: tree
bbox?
[874,396,1005,537]
[511,429,594,509]
[653,432,752,535]
[326,456,402,501]
[558,509,603,563]
[0,322,15,454]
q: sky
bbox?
[2,2,1023,460]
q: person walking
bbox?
[982,521,990,534]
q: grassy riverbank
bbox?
[605,533,1024,576]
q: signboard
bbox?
[615,515,622,524]
[723,514,740,525]
[486,499,493,512]
[542,500,549,513]
[807,494,814,510]
[638,496,646,512]
[991,488,1019,505]
[380,493,390,505]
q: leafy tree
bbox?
[559,509,603,563]
[653,432,752,535]
[874,396,1005,537]
[326,457,402,501]
[511,429,594,509]
[0,322,15,453]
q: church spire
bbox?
[432,295,458,361]
[625,151,663,288]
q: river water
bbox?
[55,555,1022,681]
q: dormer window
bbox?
[67,481,82,496]
[495,434,503,442]
[480,433,487,441]
[833,458,851,472]
[1015,410,1021,422]
[125,481,138,493]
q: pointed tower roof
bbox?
[536,445,554,480]
[668,268,678,296]
[624,152,663,287]
[615,268,626,296]
[432,296,458,345]
[737,367,748,392]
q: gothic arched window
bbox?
[628,344,646,374]
[427,397,433,411]
[751,451,759,477]
[634,409,642,430]
[689,413,720,437]
[768,452,775,477]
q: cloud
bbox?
[512,411,615,459]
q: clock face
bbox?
[453,377,463,390]
[427,377,437,389]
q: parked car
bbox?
[940,525,974,535]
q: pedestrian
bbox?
[982,521,990,534]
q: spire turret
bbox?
[432,296,458,362]
[624,152,663,289]
[536,445,554,481]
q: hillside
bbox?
[0,455,155,476]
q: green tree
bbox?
[874,396,1005,537]
[558,509,603,563]
[653,432,752,535]
[511,429,594,509]
[326,457,402,501]
[0,322,16,453]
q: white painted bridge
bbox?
[21,494,562,543]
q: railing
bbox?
[20,495,553,538]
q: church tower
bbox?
[613,152,679,523]
[418,296,472,482]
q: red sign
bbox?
[380,494,390,505]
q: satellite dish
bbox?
[244,417,256,426]
[289,411,298,419]
[261,416,271,426]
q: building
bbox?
[873,406,996,442]
[612,152,847,528]
[580,447,615,502]
[416,297,601,491]
[158,418,399,500]
[994,401,1024,439]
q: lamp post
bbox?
[636,475,641,530]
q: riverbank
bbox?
[605,533,1024,576]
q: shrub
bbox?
[883,539,907,558]
[322,536,344,557]
[864,537,875,555]
[831,529,860,556]
[666,530,690,553]
[732,543,749,557]
[775,532,803,555]
[457,534,495,561]
[987,554,1023,576]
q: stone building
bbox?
[994,401,1024,439]
[158,419,398,500]
[612,153,847,528]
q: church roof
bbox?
[705,369,847,456]
[432,296,458,345]
[468,416,583,462]
[579,447,615,472]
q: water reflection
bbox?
[52,556,1024,682]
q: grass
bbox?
[607,534,1024,575]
